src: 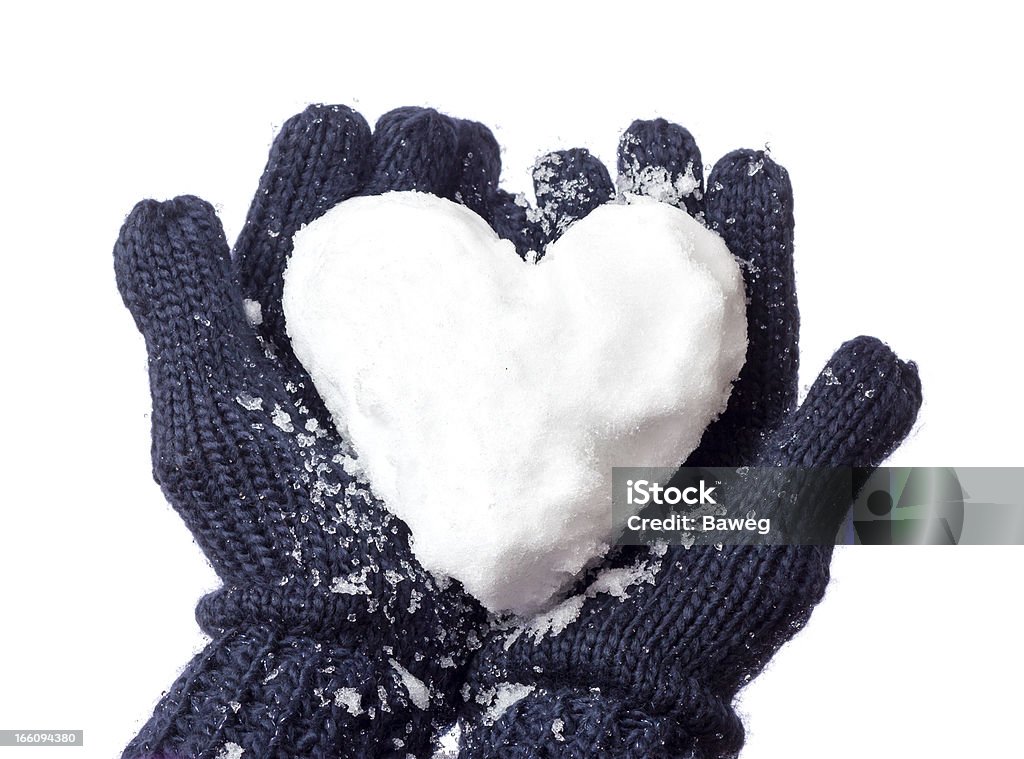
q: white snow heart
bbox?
[283,191,747,615]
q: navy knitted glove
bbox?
[114,105,517,759]
[455,121,923,758]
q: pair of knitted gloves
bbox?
[114,104,921,759]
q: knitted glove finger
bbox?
[661,340,922,690]
[113,195,310,582]
[617,118,705,217]
[487,189,541,259]
[235,104,372,361]
[452,119,542,258]
[531,148,614,249]
[604,341,919,654]
[689,149,798,466]
[693,336,922,545]
[763,336,921,468]
[362,106,463,195]
[452,117,503,220]
[659,341,920,649]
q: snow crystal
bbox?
[617,131,702,207]
[334,687,363,716]
[216,742,244,759]
[390,659,430,709]
[433,723,461,758]
[242,298,263,326]
[509,548,667,646]
[529,153,595,238]
[586,558,659,599]
[619,162,701,207]
[338,454,364,479]
[408,588,422,613]
[552,718,565,741]
[235,392,263,411]
[516,595,586,645]
[479,682,536,725]
[330,569,371,596]
[270,405,294,432]
[283,191,747,614]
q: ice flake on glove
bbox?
[390,659,430,709]
[504,544,668,649]
[552,718,565,741]
[477,682,536,725]
[618,131,703,207]
[334,687,363,716]
[284,191,747,614]
[330,568,371,596]
[216,743,244,759]
[433,724,461,758]
[242,298,263,326]
[529,152,588,239]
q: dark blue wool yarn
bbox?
[116,105,922,759]
[455,121,922,759]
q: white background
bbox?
[1,2,1022,757]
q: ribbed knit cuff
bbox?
[458,679,742,759]
[122,625,440,759]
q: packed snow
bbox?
[284,191,746,614]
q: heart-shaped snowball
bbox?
[283,191,746,615]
